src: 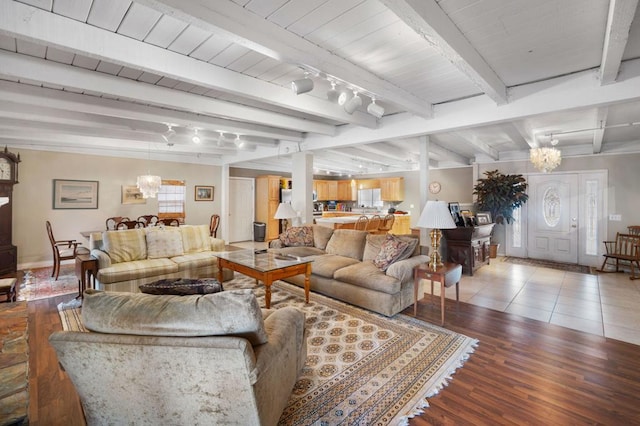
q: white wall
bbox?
[13,149,223,268]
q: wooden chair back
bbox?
[45,221,85,280]
[378,214,395,232]
[137,215,159,227]
[354,215,369,231]
[106,216,130,230]
[366,215,381,232]
[210,214,220,237]
[628,226,640,236]
[158,218,180,227]
[116,220,145,230]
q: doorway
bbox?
[228,177,254,243]
[505,170,607,267]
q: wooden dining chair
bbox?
[46,221,88,280]
[377,214,396,234]
[210,214,220,237]
[137,215,159,227]
[628,226,640,236]
[366,215,382,232]
[354,215,369,231]
[116,220,145,230]
[158,218,180,227]
[106,216,130,230]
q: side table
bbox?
[75,254,98,298]
[413,262,463,325]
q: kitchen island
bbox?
[315,213,411,234]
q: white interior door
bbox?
[527,174,579,263]
[228,177,254,243]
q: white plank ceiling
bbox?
[0,0,639,175]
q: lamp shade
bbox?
[274,202,296,219]
[416,200,457,229]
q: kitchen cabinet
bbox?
[337,180,356,201]
[442,224,494,276]
[356,179,380,190]
[315,180,338,200]
[256,175,282,241]
[380,177,404,201]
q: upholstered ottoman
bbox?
[139,278,223,295]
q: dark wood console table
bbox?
[443,224,495,276]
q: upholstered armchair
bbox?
[49,289,307,426]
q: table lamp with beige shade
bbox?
[416,200,457,270]
[274,202,297,232]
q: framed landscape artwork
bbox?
[195,185,214,201]
[53,179,99,209]
[122,185,146,204]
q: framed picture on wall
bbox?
[122,185,146,204]
[448,202,463,226]
[195,185,214,201]
[53,179,99,209]
[476,212,492,224]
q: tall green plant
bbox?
[473,170,529,224]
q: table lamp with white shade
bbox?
[274,202,297,232]
[416,200,457,270]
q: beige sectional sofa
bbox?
[269,226,430,317]
[89,224,233,292]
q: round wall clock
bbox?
[429,181,441,194]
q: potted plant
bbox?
[473,170,529,257]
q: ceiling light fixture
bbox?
[217,132,225,147]
[291,72,314,95]
[137,143,162,198]
[191,128,201,144]
[327,80,339,103]
[344,91,362,114]
[161,124,176,143]
[367,98,385,118]
[530,136,561,173]
[234,134,245,149]
[338,89,352,106]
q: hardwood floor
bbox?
[28,293,640,425]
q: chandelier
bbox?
[530,138,561,173]
[137,174,162,198]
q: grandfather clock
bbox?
[0,147,20,276]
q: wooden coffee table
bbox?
[215,250,313,309]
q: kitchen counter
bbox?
[315,213,411,233]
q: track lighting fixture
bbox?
[338,89,352,106]
[234,134,245,149]
[367,98,385,118]
[161,124,176,142]
[327,80,339,103]
[291,72,314,95]
[217,132,225,147]
[344,91,362,114]
[191,128,201,144]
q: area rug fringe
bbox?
[57,276,478,425]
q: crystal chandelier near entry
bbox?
[137,174,162,198]
[530,138,561,173]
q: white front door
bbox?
[228,177,254,243]
[527,174,579,263]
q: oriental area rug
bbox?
[18,264,78,301]
[58,275,478,425]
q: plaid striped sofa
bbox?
[89,225,233,293]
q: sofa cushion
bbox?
[103,229,147,263]
[82,288,268,345]
[96,259,179,284]
[279,226,314,247]
[180,225,212,253]
[310,254,359,278]
[312,225,334,250]
[146,228,184,259]
[324,229,368,260]
[139,278,223,295]
[170,251,217,271]
[334,261,401,294]
[373,234,411,271]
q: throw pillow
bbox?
[279,226,314,247]
[373,234,411,271]
[139,278,223,295]
[146,228,184,259]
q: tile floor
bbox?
[230,240,640,346]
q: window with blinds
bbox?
[158,180,185,222]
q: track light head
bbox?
[234,134,245,149]
[327,80,339,103]
[344,91,362,114]
[191,128,201,144]
[367,98,385,118]
[338,89,352,106]
[291,73,314,95]
[161,125,176,142]
[216,132,225,147]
